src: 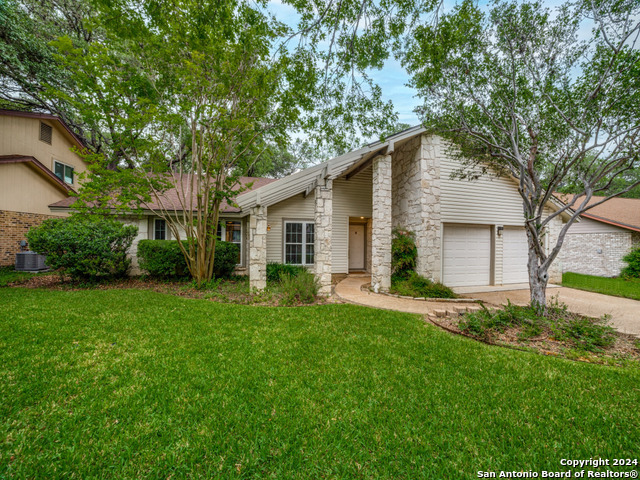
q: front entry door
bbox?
[349,224,366,271]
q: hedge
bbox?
[26,216,137,280]
[137,240,239,279]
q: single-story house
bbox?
[50,126,571,294]
[557,196,640,277]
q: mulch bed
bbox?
[430,313,640,367]
[6,274,334,307]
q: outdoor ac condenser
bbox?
[15,251,48,272]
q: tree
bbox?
[405,0,640,309]
[0,0,100,148]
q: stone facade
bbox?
[558,231,637,277]
[390,135,442,281]
[314,180,333,296]
[371,154,392,292]
[249,206,267,290]
[0,210,62,266]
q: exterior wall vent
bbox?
[39,122,53,144]
[15,251,48,271]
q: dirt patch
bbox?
[6,274,330,307]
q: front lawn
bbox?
[1,289,639,478]
[562,271,640,301]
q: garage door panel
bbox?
[502,228,529,284]
[443,225,491,287]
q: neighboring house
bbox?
[0,109,89,266]
[47,126,570,292]
[557,196,640,277]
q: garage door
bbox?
[443,224,491,287]
[502,227,529,284]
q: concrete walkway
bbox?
[463,287,640,336]
[335,275,640,336]
[334,275,474,317]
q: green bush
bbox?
[391,228,417,279]
[552,316,616,352]
[137,240,187,277]
[26,216,137,280]
[621,246,640,279]
[279,270,319,305]
[266,262,307,283]
[390,272,457,298]
[137,240,239,279]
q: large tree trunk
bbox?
[527,244,549,313]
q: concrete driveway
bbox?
[463,287,640,336]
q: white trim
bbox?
[283,220,315,266]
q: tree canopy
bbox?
[405,0,640,307]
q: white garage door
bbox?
[502,227,529,284]
[443,224,491,287]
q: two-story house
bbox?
[0,109,89,266]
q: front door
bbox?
[349,224,366,271]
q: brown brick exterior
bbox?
[0,210,62,267]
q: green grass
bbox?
[562,271,640,301]
[1,289,639,478]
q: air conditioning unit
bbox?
[15,251,48,272]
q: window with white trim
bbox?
[154,219,167,240]
[217,220,242,264]
[284,221,314,265]
[53,160,74,185]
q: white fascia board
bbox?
[237,126,427,211]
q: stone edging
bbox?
[366,286,480,303]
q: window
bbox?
[53,161,74,185]
[154,219,167,240]
[217,220,242,264]
[284,221,314,265]
[40,122,52,144]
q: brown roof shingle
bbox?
[49,175,277,213]
[557,194,640,232]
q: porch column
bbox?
[371,154,392,292]
[314,179,333,296]
[249,205,267,290]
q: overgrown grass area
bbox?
[389,272,457,298]
[562,271,640,301]
[1,289,639,478]
[450,300,640,366]
[0,266,50,287]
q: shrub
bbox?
[391,228,417,279]
[621,246,640,279]
[266,262,307,283]
[26,216,137,280]
[138,240,187,277]
[552,316,616,352]
[390,272,457,298]
[137,240,239,279]
[279,270,319,305]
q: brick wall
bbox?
[0,210,62,266]
[558,231,634,277]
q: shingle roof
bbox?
[48,175,277,212]
[557,194,640,232]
